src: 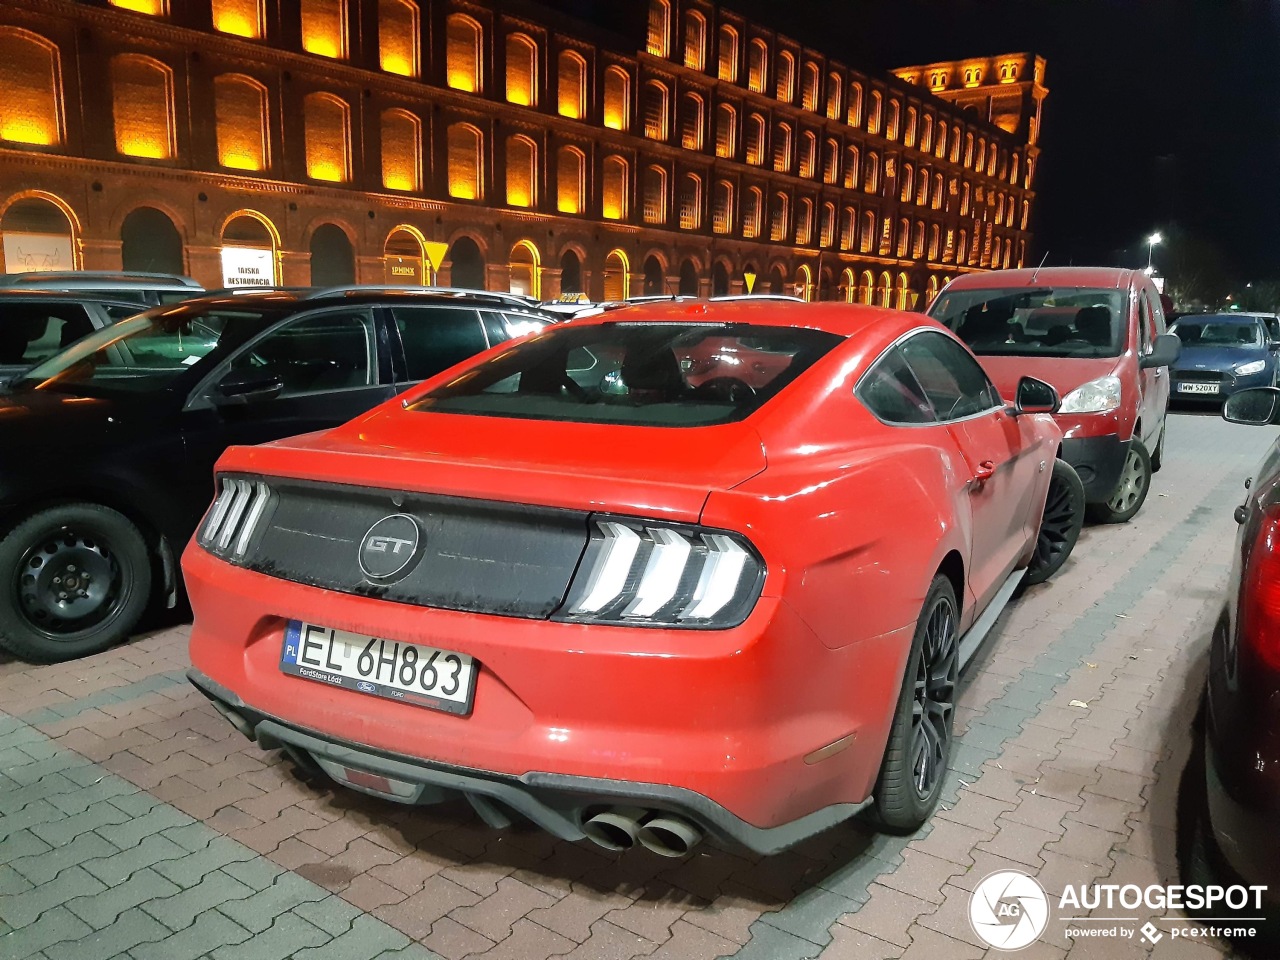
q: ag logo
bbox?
[969,870,1049,951]
[359,514,422,582]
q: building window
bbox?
[300,0,347,58]
[303,92,350,181]
[820,202,835,247]
[905,107,917,147]
[557,145,586,213]
[916,168,929,206]
[558,50,587,119]
[506,34,537,106]
[678,173,702,230]
[213,73,268,170]
[505,135,536,207]
[743,186,763,238]
[603,66,629,130]
[920,114,933,151]
[745,113,765,165]
[747,38,767,93]
[643,80,669,141]
[643,164,668,224]
[713,179,733,234]
[964,132,975,167]
[801,62,819,112]
[684,11,706,70]
[913,220,925,259]
[0,28,63,146]
[928,223,941,260]
[900,163,913,203]
[109,0,167,14]
[825,71,841,120]
[843,145,859,188]
[446,14,482,92]
[111,54,175,159]
[823,137,839,184]
[840,206,856,250]
[961,182,971,215]
[936,121,947,158]
[772,121,791,173]
[933,172,943,209]
[717,25,738,82]
[447,122,483,199]
[867,90,882,133]
[647,0,671,57]
[715,103,736,158]
[769,191,789,241]
[864,151,879,192]
[378,0,418,76]
[861,211,875,253]
[602,155,627,219]
[681,92,704,150]
[212,0,263,38]
[775,50,795,102]
[381,108,421,190]
[798,130,816,178]
[847,82,863,126]
[796,197,812,245]
[885,99,900,140]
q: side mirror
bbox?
[1223,387,1280,426]
[1010,376,1060,415]
[213,368,283,406]
[1140,333,1181,369]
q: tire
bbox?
[1086,439,1152,524]
[875,575,959,833]
[1150,424,1166,473]
[1024,459,1085,585]
[0,503,152,663]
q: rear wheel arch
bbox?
[936,550,964,622]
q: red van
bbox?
[928,268,1180,522]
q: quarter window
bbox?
[392,306,489,381]
[857,346,934,424]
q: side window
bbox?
[226,311,375,397]
[479,311,507,346]
[1266,317,1280,343]
[0,305,95,365]
[899,331,1000,421]
[857,346,935,424]
[1137,293,1153,354]
[1145,290,1167,337]
[392,306,489,381]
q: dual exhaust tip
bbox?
[582,806,703,857]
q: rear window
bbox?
[409,321,842,427]
[929,286,1128,358]
[1169,318,1263,347]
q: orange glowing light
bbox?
[308,160,344,182]
[110,0,166,14]
[119,137,168,159]
[1,119,56,146]
[381,54,412,77]
[448,175,477,200]
[214,12,259,38]
[383,174,414,191]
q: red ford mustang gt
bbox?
[184,302,1083,856]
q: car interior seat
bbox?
[1074,306,1112,347]
[620,345,685,401]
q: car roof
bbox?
[0,271,202,288]
[568,298,926,340]
[943,267,1138,291]
[0,289,149,308]
[167,288,558,317]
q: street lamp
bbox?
[1146,232,1163,273]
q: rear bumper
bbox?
[1059,434,1128,502]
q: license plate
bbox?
[1178,382,1219,394]
[280,621,477,716]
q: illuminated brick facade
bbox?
[0,0,1045,306]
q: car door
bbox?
[386,305,493,391]
[1134,286,1164,449]
[899,330,1040,612]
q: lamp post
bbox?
[1145,232,1162,274]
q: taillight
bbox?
[1240,509,1280,672]
[556,517,764,628]
[199,475,275,562]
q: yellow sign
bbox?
[744,271,757,294]
[422,241,450,271]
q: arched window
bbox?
[747,39,768,93]
[647,0,671,56]
[877,270,892,307]
[214,74,268,170]
[110,0,167,13]
[860,212,875,253]
[509,240,540,298]
[505,34,537,106]
[602,155,628,220]
[1010,152,1020,184]
[303,92,349,181]
[684,10,706,70]
[960,182,971,216]
[745,113,765,165]
[843,145,859,188]
[769,191,789,241]
[795,197,813,245]
[743,186,763,238]
[678,172,702,229]
[975,137,986,172]
[556,145,585,214]
[603,66,629,130]
[904,106,918,147]
[899,163,913,202]
[798,130,817,178]
[643,164,668,224]
[713,180,734,234]
[505,135,536,207]
[447,122,483,199]
[111,55,175,159]
[928,224,941,261]
[446,14,482,92]
[772,121,792,172]
[992,236,1002,269]
[775,50,795,102]
[379,0,418,76]
[856,269,872,303]
[863,152,879,193]
[847,82,863,125]
[820,201,835,247]
[1021,199,1030,230]
[0,28,65,146]
[603,249,629,300]
[558,50,586,119]
[801,62,820,111]
[212,0,264,39]
[916,168,929,206]
[867,90,882,133]
[920,114,933,151]
[825,71,841,120]
[936,122,947,158]
[300,0,347,59]
[681,92,704,150]
[122,206,183,275]
[913,220,925,259]
[957,229,968,265]
[964,132,975,167]
[381,108,421,190]
[885,99,900,139]
[989,142,999,175]
[717,25,738,81]
[715,103,736,158]
[840,207,856,249]
[823,137,839,184]
[933,172,944,210]
[925,275,939,307]
[951,130,962,164]
[643,80,669,140]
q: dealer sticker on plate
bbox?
[280,621,477,716]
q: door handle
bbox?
[973,460,996,483]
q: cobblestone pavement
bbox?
[0,411,1270,960]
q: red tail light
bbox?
[1241,509,1280,673]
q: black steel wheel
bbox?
[0,503,152,663]
[875,575,958,832]
[1025,459,1085,585]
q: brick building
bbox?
[0,0,1046,306]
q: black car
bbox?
[0,288,554,663]
[0,290,145,382]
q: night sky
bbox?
[549,0,1280,281]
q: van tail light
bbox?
[1240,508,1280,673]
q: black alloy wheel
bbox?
[1025,459,1085,585]
[0,503,152,663]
